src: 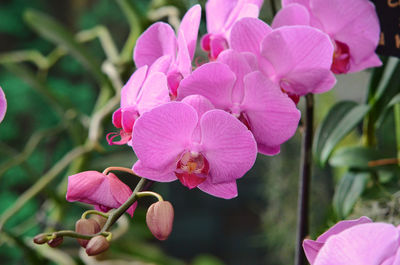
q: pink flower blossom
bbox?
[273,0,381,74]
[0,87,6,123]
[178,50,300,155]
[107,65,170,145]
[131,95,257,199]
[230,18,336,97]
[303,216,400,265]
[201,0,263,60]
[66,171,136,217]
[134,5,201,97]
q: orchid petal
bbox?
[218,49,253,103]
[148,55,173,75]
[133,160,177,182]
[200,109,257,184]
[108,173,136,217]
[271,4,310,28]
[178,4,201,59]
[230,17,271,56]
[121,66,148,108]
[134,22,177,68]
[310,0,381,72]
[136,72,170,114]
[198,179,238,199]
[0,87,6,123]
[205,0,237,33]
[176,31,192,77]
[303,240,325,265]
[181,95,215,143]
[178,62,236,110]
[314,223,400,265]
[132,102,198,170]
[241,72,300,155]
[66,171,134,216]
[317,216,372,242]
[261,26,335,95]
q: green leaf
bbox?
[314,101,370,166]
[333,171,369,219]
[23,9,108,85]
[329,146,382,169]
[376,93,400,127]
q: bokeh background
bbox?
[0,0,398,265]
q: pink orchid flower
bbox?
[131,95,257,199]
[107,65,170,145]
[230,17,336,98]
[0,87,6,123]
[178,50,300,155]
[304,216,400,265]
[134,5,201,98]
[201,0,263,60]
[66,171,136,217]
[273,0,381,74]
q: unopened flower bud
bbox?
[47,237,63,248]
[85,235,109,256]
[33,233,50,244]
[146,201,174,241]
[90,215,107,229]
[75,218,101,247]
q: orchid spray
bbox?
[27,0,385,263]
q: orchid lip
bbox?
[175,151,210,189]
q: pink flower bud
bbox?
[75,219,101,248]
[85,235,109,256]
[47,237,63,248]
[146,201,174,241]
[33,233,50,244]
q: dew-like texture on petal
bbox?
[178,4,201,59]
[230,17,271,56]
[271,4,310,28]
[261,26,335,95]
[66,171,135,217]
[134,22,177,68]
[0,86,7,123]
[133,160,177,182]
[314,223,400,265]
[121,66,148,108]
[310,0,381,72]
[198,178,238,199]
[200,109,257,184]
[178,62,236,110]
[317,216,372,242]
[218,50,253,103]
[241,72,300,155]
[132,102,198,170]
[136,72,170,114]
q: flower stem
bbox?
[101,177,147,231]
[81,210,109,220]
[295,94,314,265]
[136,191,164,201]
[102,166,136,176]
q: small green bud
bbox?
[85,235,109,256]
[146,201,174,241]
[75,218,101,247]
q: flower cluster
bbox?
[303,217,400,264]
[67,0,381,212]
